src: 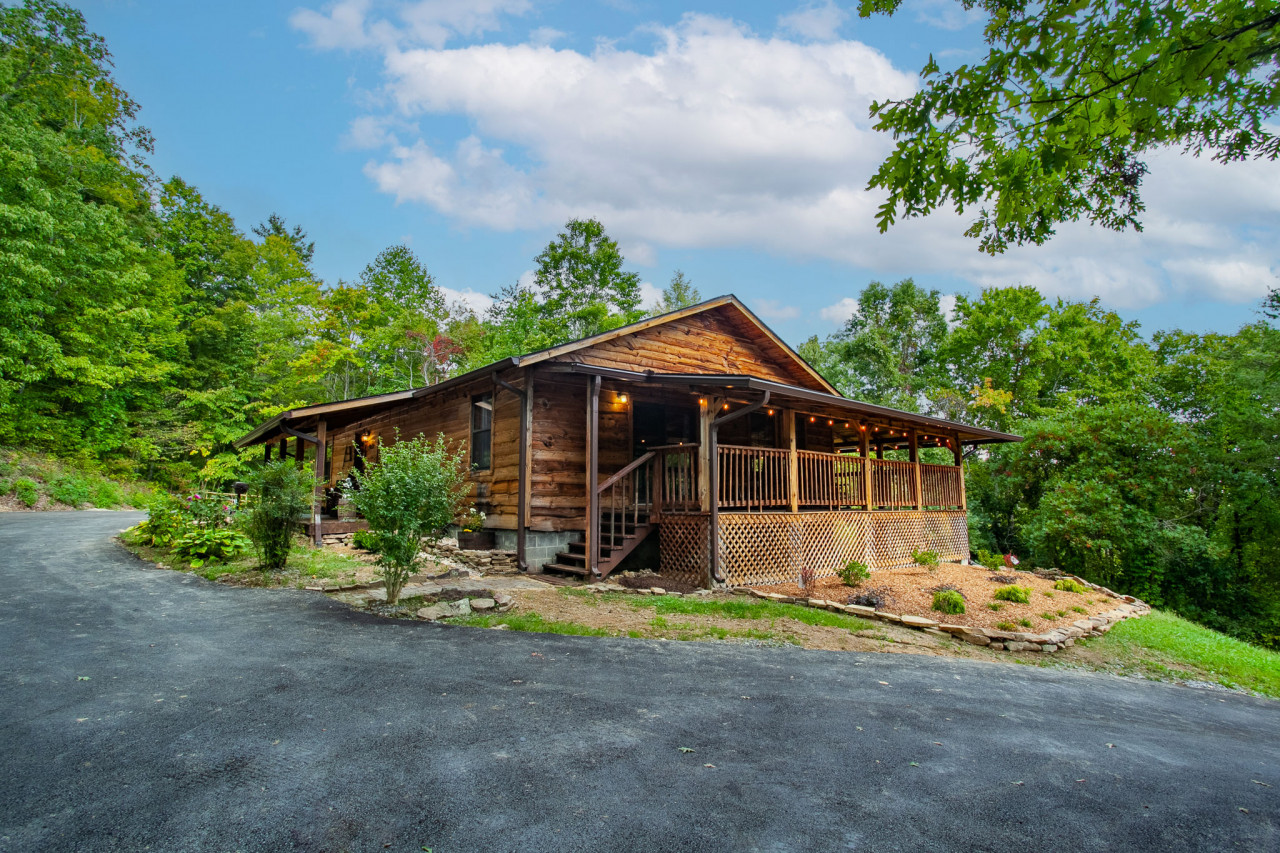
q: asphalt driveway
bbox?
[1,511,1276,852]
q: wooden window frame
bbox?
[471,393,493,471]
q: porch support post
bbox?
[909,428,923,510]
[782,409,799,513]
[586,375,601,577]
[697,397,717,513]
[312,419,326,546]
[264,443,272,463]
[278,437,287,461]
[295,435,305,468]
[953,431,967,511]
[860,426,873,511]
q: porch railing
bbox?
[649,444,963,514]
[798,450,866,509]
[718,446,790,511]
[596,451,655,565]
[654,445,699,514]
[870,458,917,509]
[920,462,964,510]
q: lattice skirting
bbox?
[661,510,968,588]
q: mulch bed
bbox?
[751,562,1119,633]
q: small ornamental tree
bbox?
[346,432,468,604]
[244,461,315,571]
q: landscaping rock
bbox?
[900,615,938,629]
[961,632,991,646]
[470,598,496,612]
[846,605,876,617]
[416,599,472,621]
[938,624,968,635]
[651,587,666,596]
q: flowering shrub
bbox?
[185,492,233,529]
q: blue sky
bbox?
[78,0,1279,345]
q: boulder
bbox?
[470,598,497,612]
[900,615,938,629]
[416,599,472,621]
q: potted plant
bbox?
[456,508,493,550]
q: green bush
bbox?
[932,590,966,615]
[993,585,1032,604]
[51,474,92,507]
[974,548,1002,569]
[135,494,188,548]
[184,493,233,529]
[173,527,252,567]
[13,478,39,508]
[90,479,124,508]
[1055,578,1088,594]
[243,462,315,571]
[996,621,1017,631]
[351,529,379,552]
[347,432,468,604]
[837,559,870,587]
[0,478,10,496]
[912,549,940,570]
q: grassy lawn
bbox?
[120,528,368,588]
[450,589,871,645]
[1070,610,1280,698]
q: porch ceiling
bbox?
[547,363,1022,446]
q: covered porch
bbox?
[560,364,1019,587]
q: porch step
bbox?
[542,562,590,576]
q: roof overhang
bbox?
[546,363,1023,445]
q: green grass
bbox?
[1082,610,1280,698]
[452,611,615,637]
[619,592,872,631]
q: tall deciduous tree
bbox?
[860,0,1280,252]
[533,218,643,338]
[655,270,701,313]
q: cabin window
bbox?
[471,393,493,471]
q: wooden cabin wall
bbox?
[527,373,632,532]
[325,373,525,530]
[550,307,821,389]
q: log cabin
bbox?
[234,296,1020,588]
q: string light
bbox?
[618,393,628,404]
[809,416,816,423]
[767,409,775,416]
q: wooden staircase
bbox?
[544,510,656,578]
[543,451,658,581]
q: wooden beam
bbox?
[782,409,798,513]
[278,437,287,461]
[312,419,326,546]
[697,396,718,513]
[264,444,271,463]
[860,425,872,512]
[586,375,601,576]
[954,431,967,511]
[909,428,923,511]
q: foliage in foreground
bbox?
[859,0,1280,253]
[346,432,468,604]
[242,461,315,571]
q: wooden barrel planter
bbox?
[457,530,495,550]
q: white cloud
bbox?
[820,296,858,324]
[639,280,664,309]
[754,298,800,320]
[439,285,494,315]
[778,1,848,41]
[906,0,985,31]
[298,8,1280,313]
[938,293,957,323]
[293,0,530,50]
[528,26,566,46]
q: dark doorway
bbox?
[633,402,697,456]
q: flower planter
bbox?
[457,530,495,550]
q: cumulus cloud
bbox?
[778,1,848,41]
[439,285,494,315]
[298,7,1280,313]
[639,280,664,309]
[820,296,858,324]
[754,299,801,320]
[293,0,530,50]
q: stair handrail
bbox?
[596,450,657,494]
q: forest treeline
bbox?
[2,2,1277,645]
